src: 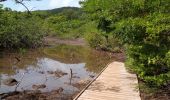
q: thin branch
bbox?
[0,0,41,14]
[15,0,31,14]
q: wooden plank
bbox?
[74,62,141,100]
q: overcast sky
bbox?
[0,0,82,11]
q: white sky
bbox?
[0,0,83,11]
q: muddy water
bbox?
[0,44,115,98]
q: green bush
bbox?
[0,9,44,49]
[82,0,170,87]
[115,14,170,87]
[86,32,104,49]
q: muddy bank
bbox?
[140,82,170,100]
[0,78,92,100]
[44,36,86,46]
[1,89,73,100]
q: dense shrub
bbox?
[0,8,44,49]
[115,13,170,87]
[82,0,170,87]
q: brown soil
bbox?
[44,36,86,46]
[0,88,75,100]
[140,83,170,100]
[0,80,90,100]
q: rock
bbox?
[54,70,68,78]
[3,78,18,86]
[51,87,64,94]
[38,71,45,74]
[32,84,46,90]
[47,70,68,78]
[47,71,54,74]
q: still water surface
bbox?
[0,44,115,96]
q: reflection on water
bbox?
[0,44,115,95]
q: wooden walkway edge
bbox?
[74,62,141,100]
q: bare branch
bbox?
[15,0,31,14]
[0,0,41,14]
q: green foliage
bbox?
[86,32,104,49]
[39,7,87,39]
[0,7,44,49]
[115,13,170,86]
[82,0,170,87]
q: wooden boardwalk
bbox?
[74,62,141,100]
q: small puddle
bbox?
[0,44,115,99]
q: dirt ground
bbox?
[44,36,86,46]
[140,84,170,100]
[0,81,87,100]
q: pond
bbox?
[0,44,117,99]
